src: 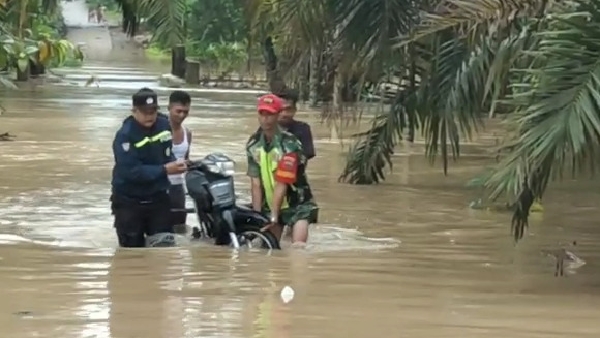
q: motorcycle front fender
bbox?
[233,205,269,227]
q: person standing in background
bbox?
[276,88,315,162]
[88,8,96,23]
[96,5,104,24]
[255,88,315,163]
[167,90,192,234]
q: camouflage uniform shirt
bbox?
[246,128,318,224]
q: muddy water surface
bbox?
[1,61,600,338]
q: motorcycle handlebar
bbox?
[185,160,204,171]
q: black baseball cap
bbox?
[132,87,158,107]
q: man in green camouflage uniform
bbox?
[246,94,318,245]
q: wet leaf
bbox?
[0,36,14,44]
[58,39,74,51]
[2,44,14,54]
[16,58,29,73]
[52,45,66,66]
[10,42,22,54]
[24,45,38,55]
[38,41,50,64]
[0,77,18,89]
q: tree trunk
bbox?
[329,26,344,141]
[309,47,319,107]
[298,57,309,103]
[171,44,186,78]
[29,53,45,77]
[407,45,417,142]
[333,69,341,115]
[263,36,285,93]
[184,58,200,84]
[331,25,342,117]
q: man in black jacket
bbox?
[111,88,187,247]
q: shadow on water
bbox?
[2,61,600,337]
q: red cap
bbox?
[257,94,283,114]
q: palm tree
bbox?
[339,0,600,241]
[115,0,187,47]
[112,0,600,241]
[243,0,421,141]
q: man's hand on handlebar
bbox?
[164,160,187,175]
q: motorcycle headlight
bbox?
[216,160,235,176]
[205,163,221,174]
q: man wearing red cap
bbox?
[246,94,318,245]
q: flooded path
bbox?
[1,1,600,337]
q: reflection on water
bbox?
[2,244,600,338]
[1,63,600,337]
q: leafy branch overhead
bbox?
[336,0,600,241]
[87,0,600,244]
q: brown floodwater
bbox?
[1,53,600,337]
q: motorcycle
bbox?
[181,152,281,250]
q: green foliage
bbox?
[186,0,246,44]
[30,8,67,38]
[103,0,600,242]
[144,42,170,60]
[0,0,83,85]
[140,0,187,47]
[186,41,248,73]
[114,0,187,46]
[59,57,83,68]
[132,0,252,74]
[334,0,600,241]
[146,40,249,75]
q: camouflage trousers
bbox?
[266,201,319,226]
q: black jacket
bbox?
[111,115,175,201]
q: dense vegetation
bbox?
[0,0,84,84]
[29,0,600,241]
[108,0,254,78]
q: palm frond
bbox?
[338,94,409,184]
[340,30,491,183]
[484,24,540,117]
[484,3,600,241]
[394,0,557,48]
[278,0,329,47]
[420,33,488,174]
[139,0,187,47]
[335,0,420,67]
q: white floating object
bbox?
[280,286,295,304]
